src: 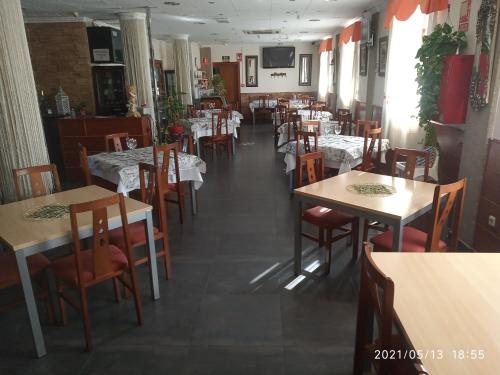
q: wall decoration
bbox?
[236,53,242,62]
[378,36,388,76]
[298,54,312,86]
[245,55,258,87]
[459,0,472,32]
[271,72,287,78]
[222,55,230,62]
[470,0,499,111]
[360,43,368,76]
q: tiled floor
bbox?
[0,124,361,375]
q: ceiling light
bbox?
[299,31,309,33]
[164,1,180,5]
[309,19,320,22]
[194,22,206,24]
[208,1,215,3]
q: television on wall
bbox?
[262,47,295,68]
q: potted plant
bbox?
[415,23,467,145]
[210,74,227,96]
[163,90,188,142]
[74,101,88,117]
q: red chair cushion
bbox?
[109,222,160,249]
[52,245,128,286]
[0,252,50,289]
[370,226,447,252]
[303,206,355,229]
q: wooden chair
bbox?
[178,134,195,155]
[200,100,220,110]
[390,148,430,181]
[301,120,321,135]
[203,111,233,159]
[371,178,467,252]
[255,95,273,123]
[51,193,143,351]
[78,143,92,186]
[336,108,351,118]
[186,104,198,118]
[296,152,359,272]
[356,128,382,172]
[109,163,172,279]
[287,113,302,143]
[278,98,290,108]
[12,164,61,201]
[353,244,416,375]
[274,104,288,147]
[154,143,186,224]
[337,112,353,136]
[355,120,380,137]
[222,103,233,118]
[295,130,318,156]
[105,133,129,152]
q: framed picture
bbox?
[298,54,312,86]
[359,43,368,76]
[245,55,258,87]
[222,55,230,62]
[378,36,388,77]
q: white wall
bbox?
[204,42,319,93]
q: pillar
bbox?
[119,12,156,138]
[0,0,51,202]
[173,35,193,105]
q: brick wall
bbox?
[25,22,96,114]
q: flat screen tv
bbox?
[262,47,295,68]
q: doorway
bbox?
[213,62,240,111]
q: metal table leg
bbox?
[232,133,236,155]
[289,171,295,192]
[15,251,47,357]
[189,181,197,215]
[145,210,160,300]
[294,198,303,276]
[196,137,201,157]
[252,111,255,126]
[392,222,403,251]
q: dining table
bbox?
[88,146,206,214]
[370,252,500,375]
[276,119,338,148]
[293,171,437,275]
[249,99,310,125]
[0,185,160,357]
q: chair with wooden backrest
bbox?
[274,104,289,147]
[178,134,195,155]
[309,102,325,119]
[204,111,232,159]
[12,164,61,201]
[78,143,92,186]
[222,103,233,119]
[200,100,220,110]
[353,244,416,375]
[337,112,353,136]
[278,98,290,108]
[295,130,318,158]
[105,133,129,152]
[154,143,186,224]
[109,163,172,279]
[51,193,143,351]
[356,128,382,172]
[391,148,430,181]
[296,152,359,272]
[301,120,321,135]
[371,178,467,252]
[355,120,380,137]
[186,104,198,118]
[287,112,302,144]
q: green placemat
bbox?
[346,183,396,197]
[23,203,70,221]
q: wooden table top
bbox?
[0,185,151,251]
[372,252,500,375]
[294,171,436,221]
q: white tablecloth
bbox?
[187,117,240,141]
[88,146,207,193]
[283,134,390,174]
[249,99,309,113]
[277,120,338,150]
[199,109,243,120]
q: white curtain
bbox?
[338,41,359,110]
[318,52,329,102]
[173,38,193,105]
[382,10,429,148]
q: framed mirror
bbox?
[470,0,499,111]
[245,55,258,87]
[299,54,312,86]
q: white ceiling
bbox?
[21,0,383,44]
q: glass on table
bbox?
[126,137,138,150]
[334,124,342,135]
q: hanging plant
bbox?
[415,23,467,145]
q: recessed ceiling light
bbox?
[208,1,215,3]
[309,19,320,22]
[282,20,287,22]
[164,1,180,5]
[194,22,206,25]
[299,31,309,33]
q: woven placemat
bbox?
[23,203,70,221]
[346,183,396,197]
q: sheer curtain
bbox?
[318,51,330,102]
[383,9,429,148]
[338,41,358,110]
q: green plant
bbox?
[164,90,184,125]
[415,23,467,145]
[210,74,227,96]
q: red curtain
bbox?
[319,38,334,53]
[384,0,448,29]
[339,21,362,45]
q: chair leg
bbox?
[325,230,332,275]
[362,220,369,243]
[78,287,92,351]
[177,190,185,224]
[352,218,360,261]
[58,287,68,326]
[318,228,325,247]
[162,238,172,280]
[128,269,143,326]
[112,277,121,303]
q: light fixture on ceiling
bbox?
[208,1,215,4]
[164,1,180,5]
[308,19,320,22]
[194,22,206,24]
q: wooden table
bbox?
[372,252,500,375]
[293,171,436,275]
[0,186,160,357]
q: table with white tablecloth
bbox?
[249,99,310,125]
[276,120,339,149]
[187,116,240,156]
[88,146,206,214]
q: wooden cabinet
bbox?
[58,117,152,180]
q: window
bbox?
[338,41,357,109]
[318,52,329,101]
[299,54,312,86]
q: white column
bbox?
[0,0,50,202]
[119,12,156,137]
[173,35,193,105]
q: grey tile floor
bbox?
[0,124,361,375]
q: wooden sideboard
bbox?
[58,116,152,181]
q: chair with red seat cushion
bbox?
[52,193,143,351]
[370,178,467,252]
[12,164,61,201]
[203,111,233,159]
[296,152,359,273]
[109,162,172,279]
[154,143,186,224]
[354,244,419,375]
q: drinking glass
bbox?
[126,137,138,150]
[334,124,342,135]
